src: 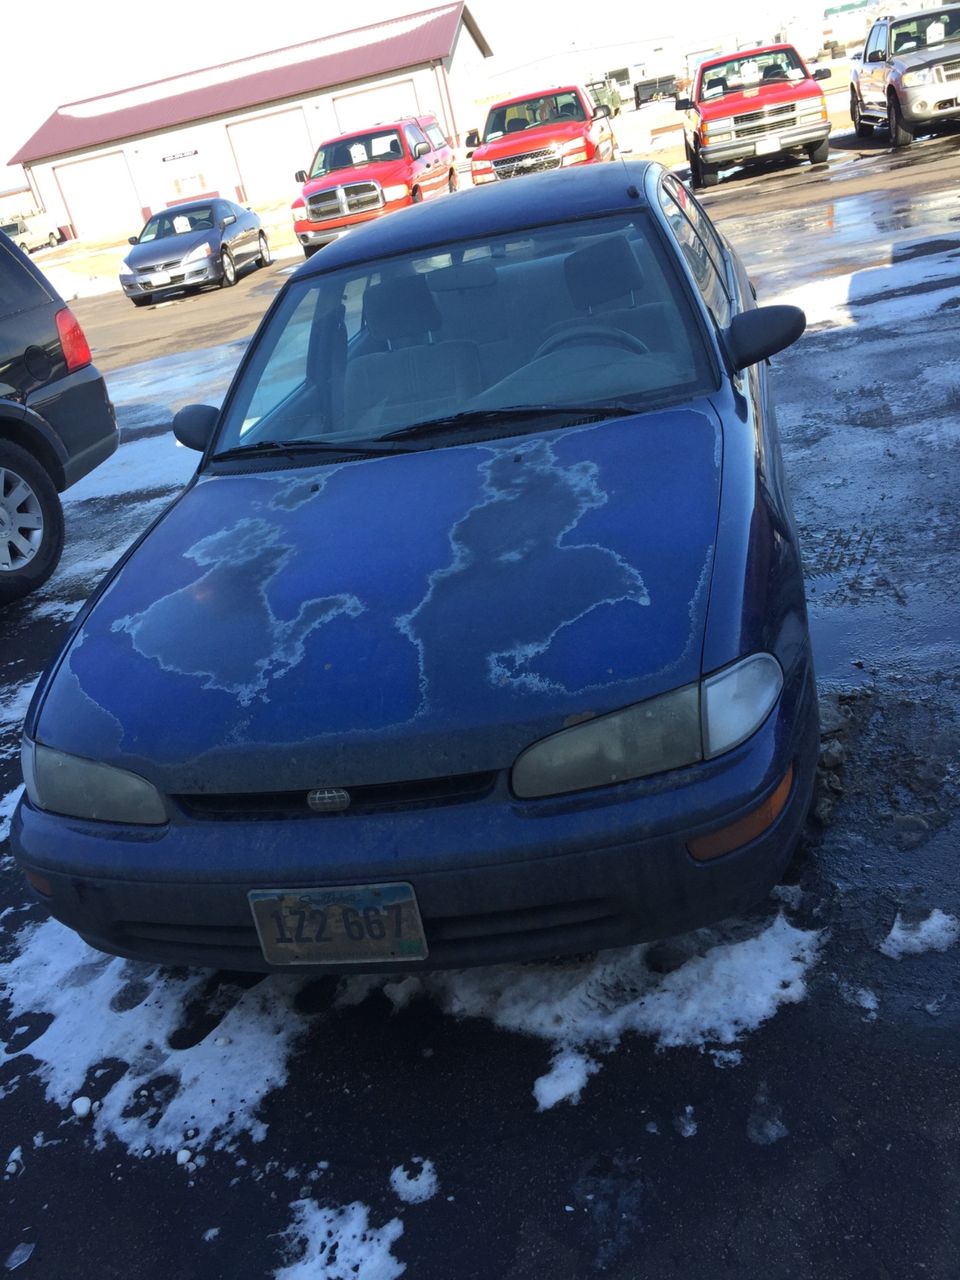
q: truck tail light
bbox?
[55,308,91,373]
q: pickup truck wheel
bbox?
[851,92,873,137]
[888,94,913,147]
[411,187,422,203]
[303,245,319,259]
[690,147,718,189]
[0,442,64,603]
[447,171,458,193]
[47,232,58,247]
[806,138,830,164]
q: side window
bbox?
[425,124,448,150]
[404,123,429,154]
[865,23,886,59]
[0,240,49,316]
[657,181,731,328]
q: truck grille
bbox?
[943,59,960,82]
[306,182,384,222]
[492,148,561,179]
[733,103,797,139]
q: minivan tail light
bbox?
[55,307,92,372]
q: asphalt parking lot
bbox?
[2,125,959,1278]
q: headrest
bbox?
[564,237,645,310]
[427,261,498,291]
[363,275,441,341]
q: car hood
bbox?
[473,120,592,160]
[302,160,409,196]
[36,408,723,793]
[697,79,820,117]
[894,36,960,71]
[124,232,213,270]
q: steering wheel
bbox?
[534,324,650,360]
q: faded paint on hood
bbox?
[36,408,722,791]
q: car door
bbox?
[861,21,889,114]
[404,122,441,198]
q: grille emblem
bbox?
[307,787,351,813]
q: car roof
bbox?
[879,4,959,18]
[488,86,581,109]
[297,161,658,277]
[155,198,220,214]
[322,116,437,144]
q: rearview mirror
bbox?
[724,305,806,371]
[593,103,612,118]
[221,214,237,228]
[173,404,220,452]
[813,67,832,80]
[295,169,307,183]
[675,98,692,111]
[465,128,480,149]
[128,236,138,245]
[414,140,430,158]
[867,48,886,62]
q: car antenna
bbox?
[608,108,640,198]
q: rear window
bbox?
[213,212,716,454]
[0,236,52,317]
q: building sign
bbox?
[162,150,199,162]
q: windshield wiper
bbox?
[209,438,403,463]
[380,404,637,442]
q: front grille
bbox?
[139,257,180,273]
[733,103,797,138]
[306,182,384,222]
[175,770,499,819]
[943,58,960,81]
[492,148,561,179]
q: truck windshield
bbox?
[890,7,960,53]
[697,48,805,99]
[482,92,585,141]
[310,131,405,177]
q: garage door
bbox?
[229,109,314,206]
[333,80,421,134]
[55,153,143,241]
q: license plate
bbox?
[755,136,780,155]
[149,271,171,285]
[249,883,428,966]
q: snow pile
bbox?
[879,910,959,959]
[0,919,307,1155]
[340,914,822,1108]
[389,1157,439,1205]
[0,786,24,843]
[63,433,197,504]
[275,1200,404,1280]
[0,681,37,736]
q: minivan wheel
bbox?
[0,442,64,603]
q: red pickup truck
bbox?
[468,86,615,184]
[677,44,832,188]
[291,115,457,257]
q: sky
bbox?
[4,0,817,195]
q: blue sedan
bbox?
[14,161,819,972]
[119,198,271,306]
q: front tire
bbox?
[303,245,319,259]
[411,187,422,203]
[806,137,830,164]
[447,170,457,193]
[257,233,272,267]
[851,92,873,138]
[888,94,913,147]
[47,232,58,247]
[690,146,718,189]
[219,248,237,287]
[0,442,64,603]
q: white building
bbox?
[10,3,491,243]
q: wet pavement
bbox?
[2,136,960,1278]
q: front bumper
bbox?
[13,657,819,974]
[701,120,830,167]
[120,258,221,297]
[901,82,960,124]
[294,201,408,249]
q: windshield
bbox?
[697,48,805,99]
[212,213,715,461]
[890,6,960,53]
[309,130,405,178]
[482,92,586,142]
[138,207,215,242]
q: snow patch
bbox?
[275,1200,405,1280]
[673,1105,697,1138]
[533,1050,600,1111]
[0,786,24,843]
[879,910,959,958]
[389,1157,438,1205]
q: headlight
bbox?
[119,261,134,277]
[182,242,212,264]
[511,653,783,798]
[382,183,409,201]
[703,116,735,141]
[21,738,167,825]
[903,69,932,87]
[798,95,827,118]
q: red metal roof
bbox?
[10,4,491,166]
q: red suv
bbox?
[468,86,615,184]
[291,116,458,257]
[677,44,832,188]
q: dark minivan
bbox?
[0,231,118,602]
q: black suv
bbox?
[0,230,118,603]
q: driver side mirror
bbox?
[867,48,886,62]
[221,214,237,228]
[593,103,612,118]
[128,235,138,245]
[295,169,307,183]
[414,140,430,158]
[813,67,832,80]
[675,98,692,111]
[724,305,806,371]
[465,128,480,149]
[173,403,220,452]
